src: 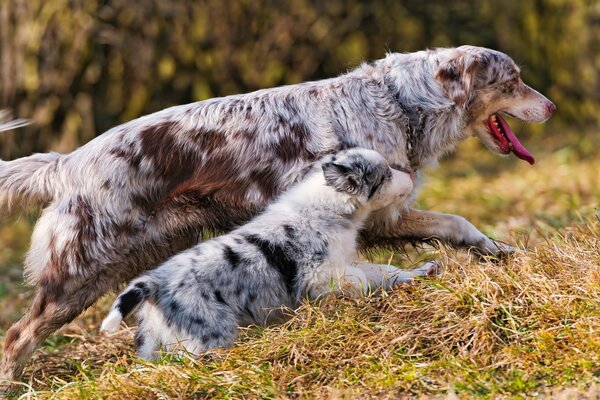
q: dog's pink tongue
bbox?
[496,113,535,165]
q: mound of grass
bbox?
[2,137,599,399]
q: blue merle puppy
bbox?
[101,148,434,358]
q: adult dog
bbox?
[101,148,428,358]
[0,45,554,383]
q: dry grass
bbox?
[1,135,599,399]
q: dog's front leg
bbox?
[363,208,515,258]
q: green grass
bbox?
[1,134,599,399]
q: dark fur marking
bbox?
[282,224,295,238]
[244,304,256,321]
[248,168,279,201]
[4,328,21,353]
[274,122,317,163]
[33,294,48,318]
[214,290,227,305]
[118,288,145,318]
[168,300,181,314]
[243,234,298,294]
[114,219,141,238]
[73,195,97,266]
[192,128,228,153]
[138,121,197,188]
[223,245,241,270]
[110,146,143,172]
[134,331,145,349]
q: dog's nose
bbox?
[546,101,556,116]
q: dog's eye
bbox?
[368,174,387,199]
[506,76,520,86]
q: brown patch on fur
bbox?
[114,219,141,239]
[3,328,20,353]
[192,128,228,154]
[275,122,317,163]
[31,290,50,318]
[232,128,257,142]
[151,147,275,231]
[43,235,69,301]
[248,167,280,200]
[139,121,197,185]
[162,153,246,205]
[110,147,142,172]
[38,197,99,303]
[435,54,481,107]
[71,196,97,269]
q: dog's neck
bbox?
[355,53,469,170]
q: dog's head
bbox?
[322,148,413,209]
[434,45,555,164]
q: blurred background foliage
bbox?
[0,0,599,159]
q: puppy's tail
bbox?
[101,278,157,333]
[0,152,62,213]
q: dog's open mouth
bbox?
[487,113,535,165]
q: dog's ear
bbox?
[435,50,480,107]
[322,159,361,196]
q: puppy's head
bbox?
[434,45,555,165]
[322,148,413,210]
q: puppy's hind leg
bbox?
[134,316,159,361]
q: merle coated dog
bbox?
[0,45,554,382]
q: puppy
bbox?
[100,148,432,357]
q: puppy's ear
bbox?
[435,51,479,107]
[322,160,361,196]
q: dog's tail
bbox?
[101,277,158,333]
[0,152,62,212]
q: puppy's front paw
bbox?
[412,260,442,277]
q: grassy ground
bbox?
[0,132,599,399]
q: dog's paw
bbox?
[412,260,442,277]
[472,237,516,261]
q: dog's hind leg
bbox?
[0,273,112,389]
[0,213,195,389]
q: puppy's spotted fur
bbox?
[0,46,554,382]
[101,148,422,357]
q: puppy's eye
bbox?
[368,173,387,199]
